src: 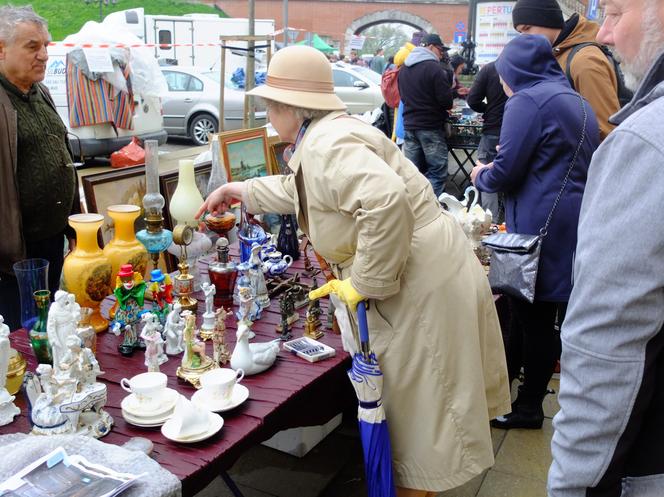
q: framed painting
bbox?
[81,165,146,246]
[218,127,270,182]
[269,141,291,175]
[158,162,212,231]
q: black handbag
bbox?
[481,95,588,303]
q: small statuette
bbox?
[112,264,147,356]
[148,269,173,323]
[47,290,80,374]
[231,322,279,375]
[164,302,185,355]
[176,312,217,388]
[140,313,164,373]
[276,290,299,336]
[199,282,216,341]
[25,334,112,438]
[303,280,324,340]
[0,316,19,426]
[212,308,231,366]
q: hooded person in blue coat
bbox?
[471,34,600,430]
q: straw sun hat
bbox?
[247,45,346,111]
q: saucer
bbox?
[122,408,173,428]
[121,388,178,418]
[191,384,250,413]
[161,412,223,443]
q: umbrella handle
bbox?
[357,301,370,350]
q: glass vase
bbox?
[207,134,228,196]
[277,214,300,261]
[29,289,52,365]
[13,258,49,330]
[63,214,113,333]
[170,159,205,227]
[103,204,149,280]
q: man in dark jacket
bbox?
[0,5,79,329]
[467,61,507,222]
[397,33,454,197]
[512,0,620,140]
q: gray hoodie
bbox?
[548,51,664,496]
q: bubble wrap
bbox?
[0,434,181,497]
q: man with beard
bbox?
[549,1,664,495]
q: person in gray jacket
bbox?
[549,0,664,495]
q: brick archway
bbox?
[345,10,435,54]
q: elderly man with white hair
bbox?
[0,5,79,330]
[549,1,664,496]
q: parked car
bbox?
[160,66,266,145]
[331,62,384,114]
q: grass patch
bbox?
[0,0,227,41]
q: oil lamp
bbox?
[172,224,198,313]
[136,140,173,269]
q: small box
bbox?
[282,337,336,363]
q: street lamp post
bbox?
[85,0,117,23]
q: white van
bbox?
[44,42,167,159]
[102,9,275,73]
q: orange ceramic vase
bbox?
[63,214,113,332]
[103,204,149,280]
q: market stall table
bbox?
[446,123,482,197]
[0,254,355,497]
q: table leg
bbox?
[221,470,246,497]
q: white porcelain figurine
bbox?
[47,290,79,374]
[26,334,112,438]
[0,315,19,426]
[230,322,279,375]
[140,313,163,373]
[164,302,185,355]
[200,282,216,336]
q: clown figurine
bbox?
[111,264,147,356]
[148,269,173,323]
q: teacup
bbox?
[120,372,168,410]
[200,368,244,405]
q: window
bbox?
[188,76,203,91]
[124,11,139,24]
[163,71,191,92]
[332,69,357,87]
[158,30,172,50]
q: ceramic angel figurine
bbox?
[212,307,230,366]
[236,285,260,325]
[164,302,184,355]
[112,264,147,356]
[0,316,19,426]
[47,290,79,374]
[140,313,163,373]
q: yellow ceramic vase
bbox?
[63,214,113,333]
[103,204,149,280]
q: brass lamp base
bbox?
[176,358,217,389]
[175,295,198,314]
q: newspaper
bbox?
[0,447,143,497]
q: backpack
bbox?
[565,42,633,107]
[381,67,401,109]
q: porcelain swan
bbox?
[230,323,279,375]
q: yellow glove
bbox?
[308,278,365,312]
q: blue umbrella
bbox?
[348,301,396,497]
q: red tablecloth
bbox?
[1,253,355,496]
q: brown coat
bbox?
[246,112,510,491]
[554,15,620,141]
[0,82,79,275]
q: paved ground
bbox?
[194,378,560,497]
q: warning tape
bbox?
[48,41,252,48]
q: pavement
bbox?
[194,378,560,497]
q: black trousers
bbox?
[0,233,66,330]
[506,297,567,407]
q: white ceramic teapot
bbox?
[261,252,293,278]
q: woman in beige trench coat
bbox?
[198,46,510,497]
